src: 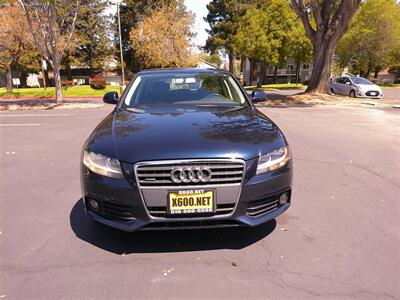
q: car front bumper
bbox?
[80,158,293,232]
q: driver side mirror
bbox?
[251,89,268,102]
[345,81,351,85]
[103,91,119,104]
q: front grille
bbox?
[136,160,244,187]
[87,198,136,222]
[141,219,241,230]
[365,90,380,96]
[148,203,236,218]
[247,195,279,218]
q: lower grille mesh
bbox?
[88,198,136,222]
[148,203,235,218]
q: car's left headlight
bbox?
[83,150,123,178]
[256,146,291,175]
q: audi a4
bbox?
[80,68,293,231]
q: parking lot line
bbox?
[0,123,41,126]
[0,113,73,117]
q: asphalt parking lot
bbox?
[0,104,399,299]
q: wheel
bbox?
[349,90,356,98]
[330,88,335,95]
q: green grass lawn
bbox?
[244,83,307,90]
[0,85,121,98]
[378,84,400,88]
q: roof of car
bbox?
[137,68,228,75]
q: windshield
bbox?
[351,77,373,85]
[124,72,248,108]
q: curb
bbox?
[362,101,378,106]
[0,96,102,101]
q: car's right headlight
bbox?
[256,146,291,175]
[83,150,123,178]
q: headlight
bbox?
[256,146,291,175]
[83,150,123,178]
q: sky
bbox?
[184,0,211,48]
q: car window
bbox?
[343,78,351,84]
[351,77,373,85]
[124,73,249,108]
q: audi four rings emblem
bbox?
[170,166,212,183]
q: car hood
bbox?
[355,84,381,92]
[88,106,285,163]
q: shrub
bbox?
[61,80,74,90]
[89,77,106,90]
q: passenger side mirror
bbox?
[103,91,119,104]
[345,81,351,85]
[251,89,268,102]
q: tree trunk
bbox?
[6,63,13,93]
[306,43,334,93]
[295,62,300,84]
[66,63,72,81]
[52,62,63,103]
[257,63,267,88]
[20,70,28,88]
[228,54,234,74]
[273,65,278,84]
[250,59,255,85]
[374,68,380,79]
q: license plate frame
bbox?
[167,189,215,215]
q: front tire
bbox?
[330,88,335,95]
[349,90,356,98]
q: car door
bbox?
[333,78,344,95]
[342,78,352,95]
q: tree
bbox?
[201,53,222,66]
[205,0,245,73]
[0,2,33,93]
[65,0,112,76]
[336,0,400,78]
[234,4,280,86]
[291,0,361,93]
[118,0,179,72]
[234,0,309,85]
[289,23,312,84]
[18,0,80,103]
[129,4,195,69]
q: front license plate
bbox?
[370,92,376,95]
[168,189,214,215]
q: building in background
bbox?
[241,57,313,86]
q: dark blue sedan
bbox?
[80,68,292,231]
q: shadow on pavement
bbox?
[70,199,276,254]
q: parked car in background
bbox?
[330,76,382,99]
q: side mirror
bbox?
[103,91,119,104]
[345,81,351,85]
[251,89,268,102]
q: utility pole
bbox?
[117,1,126,90]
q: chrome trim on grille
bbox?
[134,159,245,220]
[247,198,279,218]
[135,160,244,187]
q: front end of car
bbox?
[354,84,383,98]
[80,146,293,232]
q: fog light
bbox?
[88,199,99,212]
[278,193,289,205]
